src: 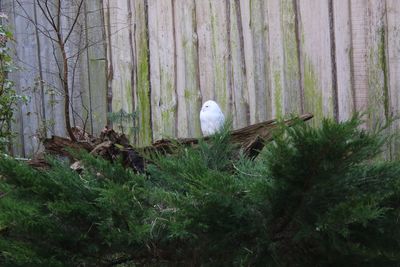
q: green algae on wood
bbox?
[273,70,283,118]
[229,0,250,128]
[280,0,302,115]
[174,0,202,138]
[134,0,152,146]
[148,0,177,141]
[303,57,324,126]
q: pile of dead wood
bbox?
[28,114,313,172]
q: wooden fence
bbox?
[1,0,400,157]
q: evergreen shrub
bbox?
[1,115,400,266]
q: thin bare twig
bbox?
[14,0,57,42]
[64,0,84,43]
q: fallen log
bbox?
[151,113,313,158]
[28,113,313,171]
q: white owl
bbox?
[200,100,225,136]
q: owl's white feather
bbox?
[200,100,225,136]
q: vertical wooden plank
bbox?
[266,0,284,119]
[239,0,256,124]
[350,0,388,127]
[387,0,400,117]
[267,0,303,118]
[49,2,73,138]
[298,0,334,123]
[106,0,135,137]
[61,0,86,133]
[280,0,302,115]
[195,1,213,102]
[239,0,270,123]
[387,0,400,158]
[251,0,270,121]
[12,0,43,156]
[350,0,369,114]
[61,1,78,137]
[102,0,113,126]
[148,0,176,140]
[173,0,202,137]
[229,0,250,128]
[195,1,230,117]
[84,0,107,135]
[69,20,84,131]
[34,0,65,138]
[132,0,152,145]
[333,0,354,121]
[366,0,388,127]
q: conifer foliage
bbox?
[1,115,400,266]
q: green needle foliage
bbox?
[1,115,400,266]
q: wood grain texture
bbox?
[387,0,400,121]
[132,0,152,146]
[266,0,302,118]
[229,0,250,128]
[195,0,230,117]
[350,0,369,113]
[333,0,355,121]
[249,0,270,122]
[173,0,202,138]
[107,0,135,136]
[280,0,303,115]
[148,0,177,140]
[84,0,107,135]
[298,0,334,124]
[365,0,388,128]
[239,0,256,124]
[3,0,400,157]
[12,0,43,156]
[385,0,399,158]
[266,0,284,119]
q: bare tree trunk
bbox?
[59,39,76,142]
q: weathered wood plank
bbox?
[148,0,177,140]
[365,0,388,128]
[5,0,400,157]
[386,0,400,116]
[105,0,135,137]
[239,0,256,124]
[298,0,334,124]
[266,0,284,119]
[35,0,66,138]
[173,0,202,138]
[387,0,400,158]
[240,0,270,123]
[349,0,389,157]
[229,0,250,128]
[251,0,270,121]
[195,0,230,117]
[12,0,43,156]
[281,0,303,115]
[83,0,107,135]
[266,0,302,118]
[132,0,152,145]
[350,0,369,114]
[333,0,355,121]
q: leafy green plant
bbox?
[0,23,26,152]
